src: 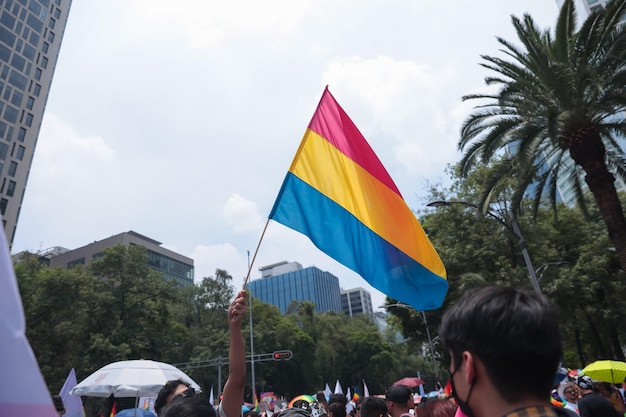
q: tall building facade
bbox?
[247,261,342,314]
[0,0,72,246]
[49,230,194,286]
[340,287,373,317]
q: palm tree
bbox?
[458,0,626,271]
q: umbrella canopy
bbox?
[582,360,626,384]
[392,377,425,388]
[288,395,315,408]
[70,359,202,398]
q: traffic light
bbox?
[272,350,293,361]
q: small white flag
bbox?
[363,380,370,397]
[334,380,343,395]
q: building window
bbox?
[26,95,33,109]
[46,30,53,42]
[33,82,40,96]
[3,105,17,123]
[42,41,48,53]
[24,112,32,126]
[8,161,16,176]
[17,127,25,141]
[10,89,22,106]
[0,198,7,215]
[40,55,47,69]
[67,258,85,268]
[16,144,24,160]
[34,67,41,80]
[6,180,15,196]
[23,43,34,59]
[53,8,60,19]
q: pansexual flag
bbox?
[269,87,447,310]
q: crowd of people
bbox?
[140,286,626,417]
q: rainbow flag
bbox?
[269,87,447,310]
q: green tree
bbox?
[457,0,626,271]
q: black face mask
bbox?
[449,359,475,417]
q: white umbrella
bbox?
[70,359,201,398]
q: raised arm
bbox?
[220,289,248,417]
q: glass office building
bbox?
[247,261,342,314]
[0,0,72,247]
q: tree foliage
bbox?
[458,0,626,272]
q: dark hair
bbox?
[155,379,192,415]
[52,395,66,413]
[359,397,387,417]
[329,394,347,406]
[439,286,562,402]
[328,401,347,417]
[413,399,457,417]
[161,396,216,417]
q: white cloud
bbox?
[222,194,264,234]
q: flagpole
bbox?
[243,218,270,288]
[248,250,257,410]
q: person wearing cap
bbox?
[557,381,579,414]
[385,385,412,417]
[575,375,620,417]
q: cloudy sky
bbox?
[12,0,559,311]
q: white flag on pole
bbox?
[334,380,343,395]
[209,385,215,407]
[0,232,56,417]
[362,380,370,397]
[323,383,332,400]
[59,368,84,417]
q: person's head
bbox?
[557,381,578,404]
[359,397,388,417]
[593,381,614,397]
[328,401,347,417]
[439,286,562,412]
[385,385,411,417]
[52,395,66,417]
[316,392,328,405]
[161,396,216,417]
[155,379,194,415]
[278,407,313,417]
[576,375,594,394]
[413,398,457,417]
[329,394,347,406]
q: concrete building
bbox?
[49,230,194,286]
[0,0,72,247]
[340,287,373,317]
[246,261,342,314]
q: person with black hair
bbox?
[359,397,387,417]
[52,395,66,417]
[439,286,576,417]
[156,289,248,417]
[385,386,412,417]
[161,396,217,417]
[576,375,620,417]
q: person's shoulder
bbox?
[552,406,579,417]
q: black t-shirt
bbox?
[577,392,621,417]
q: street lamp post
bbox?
[535,261,571,282]
[382,303,437,364]
[426,200,542,295]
